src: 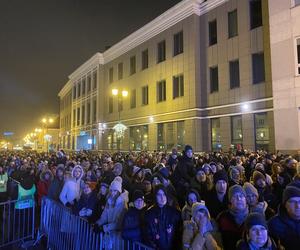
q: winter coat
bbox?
[122,206,146,242]
[182,220,222,250]
[37,170,53,206]
[48,177,64,202]
[204,188,228,219]
[182,203,192,221]
[268,204,300,250]
[143,204,182,250]
[217,210,246,250]
[59,166,84,205]
[73,191,97,218]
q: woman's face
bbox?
[248,225,268,247]
[196,170,206,182]
[188,193,197,206]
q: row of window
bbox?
[108,31,183,83]
[210,53,265,93]
[209,0,262,46]
[73,70,98,100]
[73,100,97,127]
[108,74,184,113]
[211,113,270,151]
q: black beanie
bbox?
[132,190,144,202]
[213,170,228,184]
[184,145,193,152]
[282,186,300,205]
[245,213,268,231]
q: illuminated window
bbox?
[211,118,221,151]
[174,31,183,56]
[231,116,243,148]
[157,40,166,63]
[157,121,185,150]
[129,125,148,150]
[255,113,270,150]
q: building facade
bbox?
[58,0,300,153]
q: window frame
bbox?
[157,80,166,102]
[173,31,183,56]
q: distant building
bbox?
[58,0,300,153]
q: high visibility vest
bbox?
[0,173,8,193]
[15,184,36,209]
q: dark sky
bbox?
[0,0,181,142]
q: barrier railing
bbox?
[0,199,35,248]
[40,197,153,250]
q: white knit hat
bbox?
[110,176,122,193]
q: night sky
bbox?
[0,0,181,142]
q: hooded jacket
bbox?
[48,166,65,201]
[37,169,53,205]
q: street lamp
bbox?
[111,88,128,150]
[42,117,54,153]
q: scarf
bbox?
[230,207,249,226]
[248,237,273,250]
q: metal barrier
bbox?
[40,197,153,250]
[0,199,35,248]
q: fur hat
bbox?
[213,170,228,184]
[109,176,122,193]
[245,213,268,231]
[243,182,258,198]
[191,202,210,219]
[282,186,300,205]
[228,184,246,201]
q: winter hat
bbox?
[213,170,228,184]
[132,190,144,202]
[159,167,169,179]
[184,145,193,152]
[109,176,122,193]
[245,213,268,231]
[132,166,142,176]
[282,186,300,205]
[228,184,246,201]
[100,178,111,188]
[192,202,210,219]
[186,189,201,203]
[253,170,266,183]
[243,182,258,198]
[255,163,265,171]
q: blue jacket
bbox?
[268,205,300,250]
[122,207,146,242]
[144,204,182,250]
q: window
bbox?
[81,105,85,125]
[297,38,300,74]
[157,123,164,150]
[87,74,91,92]
[82,78,86,95]
[142,49,148,70]
[228,9,238,38]
[209,20,217,46]
[157,40,166,63]
[157,80,166,102]
[173,74,184,98]
[229,60,240,89]
[93,71,97,89]
[87,102,91,124]
[73,86,76,99]
[118,63,123,80]
[250,0,262,29]
[210,66,219,92]
[211,118,221,151]
[142,85,149,105]
[255,113,270,150]
[93,100,97,123]
[130,125,148,150]
[231,116,243,148]
[77,107,80,126]
[174,31,183,56]
[73,109,76,127]
[252,53,265,84]
[157,121,185,150]
[130,56,136,75]
[77,81,81,98]
[108,96,113,113]
[109,67,113,83]
[176,121,185,150]
[130,89,136,109]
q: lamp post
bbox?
[112,88,128,151]
[42,117,54,153]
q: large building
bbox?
[58,0,300,153]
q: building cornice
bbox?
[68,52,104,81]
[58,80,72,98]
[103,0,227,63]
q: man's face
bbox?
[188,193,197,206]
[285,197,300,220]
[256,178,266,189]
[196,170,206,182]
[113,165,122,176]
[215,180,227,194]
[230,192,247,211]
[248,225,268,247]
[83,184,92,195]
[134,198,144,210]
[186,149,193,158]
[156,189,167,207]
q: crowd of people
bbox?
[1,146,300,250]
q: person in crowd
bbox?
[217,184,248,250]
[243,182,275,220]
[268,186,300,250]
[96,176,128,250]
[144,184,182,250]
[271,171,291,209]
[228,166,243,187]
[205,170,229,219]
[236,213,281,250]
[37,169,53,206]
[59,165,84,207]
[48,165,65,201]
[182,202,222,250]
[112,162,130,191]
[167,148,178,169]
[122,189,146,242]
[142,174,153,207]
[191,166,210,199]
[182,189,202,221]
[0,165,8,202]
